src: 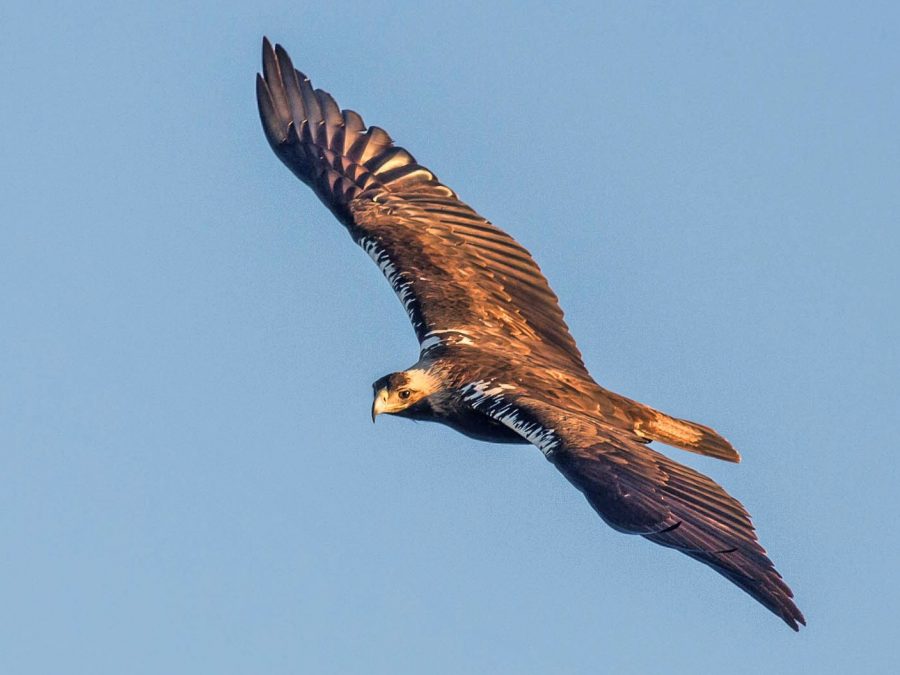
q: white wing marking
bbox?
[360,236,422,333]
[461,381,560,457]
[420,329,475,353]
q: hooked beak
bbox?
[371,388,389,422]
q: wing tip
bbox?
[772,591,806,631]
[766,578,806,631]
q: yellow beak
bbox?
[371,388,389,422]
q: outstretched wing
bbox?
[256,39,585,371]
[462,383,805,630]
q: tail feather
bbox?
[634,410,741,463]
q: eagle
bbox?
[256,38,805,631]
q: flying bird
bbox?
[256,38,805,630]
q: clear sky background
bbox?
[2,2,898,673]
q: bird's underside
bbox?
[256,38,805,630]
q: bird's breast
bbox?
[407,395,528,445]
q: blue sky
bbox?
[2,1,898,673]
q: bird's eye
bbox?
[398,389,411,400]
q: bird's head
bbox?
[371,369,439,421]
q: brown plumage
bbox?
[256,38,804,630]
